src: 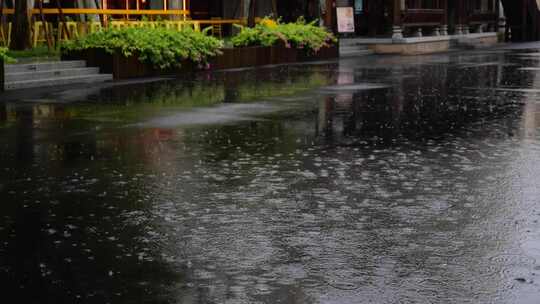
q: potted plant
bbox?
[61,27,223,79]
[231,17,337,66]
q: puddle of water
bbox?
[1,44,540,304]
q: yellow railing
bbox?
[0,6,246,47]
[0,8,189,16]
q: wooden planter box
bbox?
[209,47,249,70]
[0,58,4,92]
[62,43,339,80]
[271,45,298,64]
[210,46,272,70]
[62,48,194,80]
[298,44,340,62]
[209,44,338,69]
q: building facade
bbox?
[330,0,502,38]
[189,0,504,38]
[9,0,540,41]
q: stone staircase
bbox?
[339,38,375,58]
[3,60,113,90]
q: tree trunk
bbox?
[10,0,31,50]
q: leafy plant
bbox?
[232,17,336,53]
[61,27,223,69]
[0,47,16,63]
[6,45,58,59]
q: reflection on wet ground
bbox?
[1,43,540,304]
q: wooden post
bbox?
[442,0,448,24]
[393,0,402,26]
[55,0,70,43]
[239,0,244,19]
[248,0,255,27]
[455,0,465,34]
[103,0,108,26]
[0,0,5,45]
[324,0,333,31]
[38,0,53,50]
[10,0,32,49]
[392,0,403,39]
[183,0,186,20]
[441,0,448,35]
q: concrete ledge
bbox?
[370,40,451,55]
[449,32,499,40]
[354,32,499,55]
[395,36,452,44]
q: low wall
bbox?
[63,45,339,80]
[370,39,451,55]
[361,33,499,55]
[469,33,499,47]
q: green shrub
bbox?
[6,46,59,59]
[232,17,336,53]
[0,47,16,63]
[61,27,223,69]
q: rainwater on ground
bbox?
[1,43,540,304]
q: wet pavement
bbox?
[1,43,540,304]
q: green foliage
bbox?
[231,23,281,48]
[6,45,59,59]
[61,27,223,69]
[231,17,336,53]
[0,47,16,63]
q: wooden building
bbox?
[187,0,505,39]
[329,0,501,38]
[5,1,539,41]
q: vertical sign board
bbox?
[336,7,355,33]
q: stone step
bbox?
[340,49,375,58]
[4,60,87,74]
[5,74,113,90]
[5,67,101,82]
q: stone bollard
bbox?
[440,25,448,36]
[455,25,463,35]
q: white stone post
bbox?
[392,25,403,40]
[454,25,462,35]
[498,1,506,35]
[440,24,448,36]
